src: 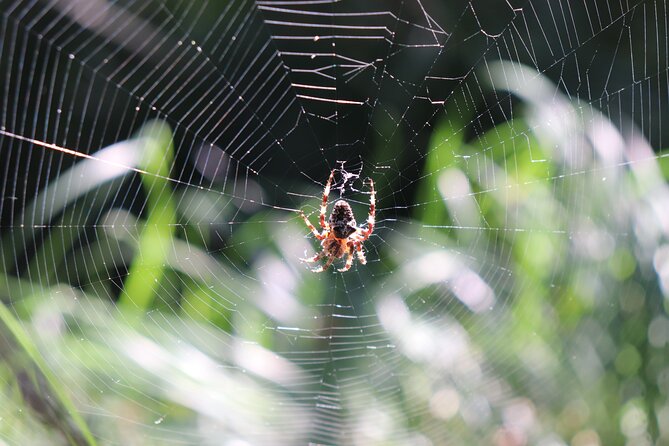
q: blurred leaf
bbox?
[416,117,463,226]
[118,121,177,320]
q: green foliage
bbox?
[0,296,96,445]
[118,121,177,320]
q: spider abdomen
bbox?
[330,200,357,239]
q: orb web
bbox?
[0,0,668,445]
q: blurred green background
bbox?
[1,1,669,445]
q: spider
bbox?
[299,170,375,272]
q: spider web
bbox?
[1,0,668,444]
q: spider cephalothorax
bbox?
[299,171,375,272]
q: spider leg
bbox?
[299,211,326,240]
[349,231,366,241]
[300,250,325,263]
[337,247,355,272]
[319,170,335,229]
[357,178,375,242]
[311,255,335,273]
[354,243,367,265]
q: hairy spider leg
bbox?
[357,178,375,241]
[300,250,326,263]
[337,246,355,272]
[299,211,326,240]
[312,255,336,273]
[354,243,367,264]
[320,170,335,229]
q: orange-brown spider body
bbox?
[299,171,375,272]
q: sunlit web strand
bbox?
[0,128,299,214]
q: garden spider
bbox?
[299,170,375,272]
